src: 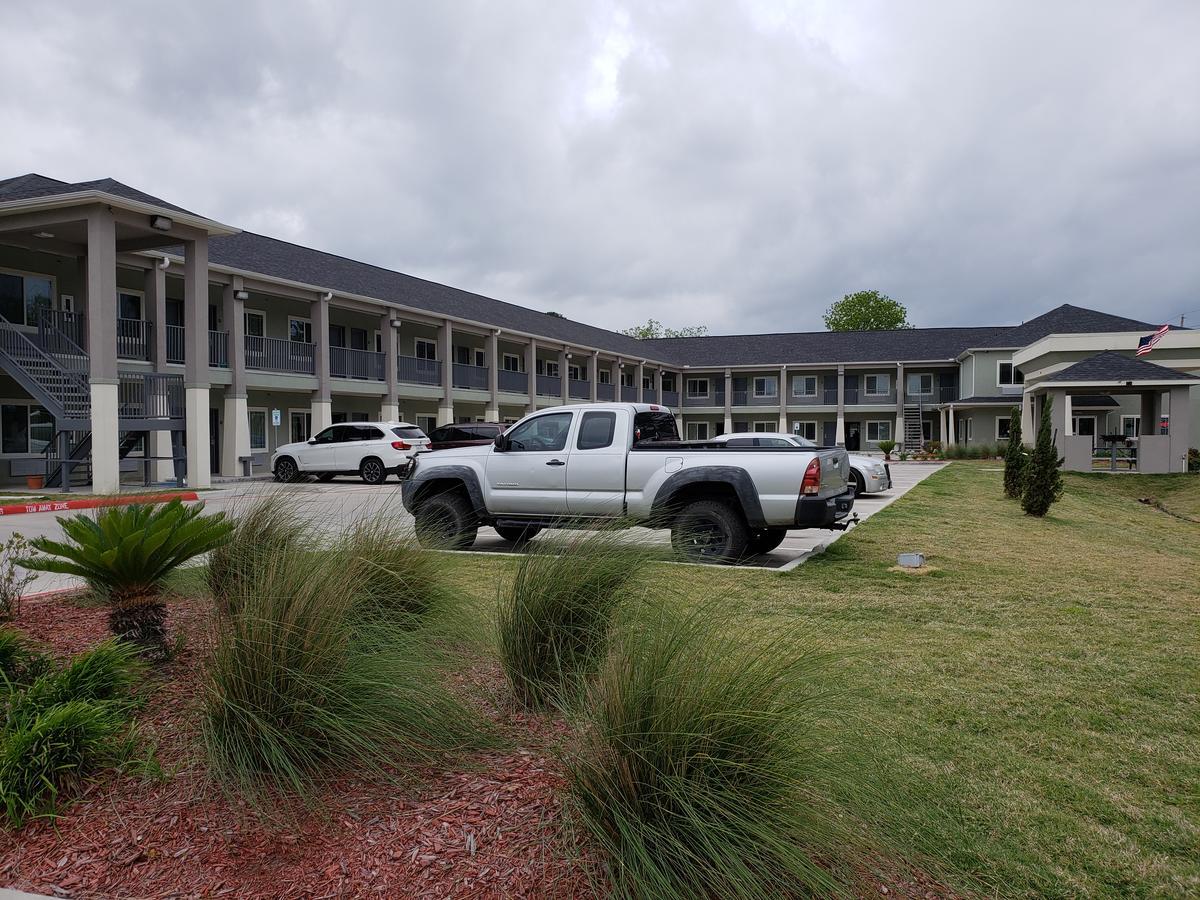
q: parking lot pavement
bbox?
[5,463,946,592]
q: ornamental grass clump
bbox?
[497,529,650,711]
[200,532,489,800]
[335,518,455,624]
[1,638,143,826]
[21,500,233,655]
[567,604,860,899]
[206,492,305,614]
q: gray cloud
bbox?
[1,0,1197,333]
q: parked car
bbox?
[708,432,891,495]
[426,422,506,451]
[402,403,855,563]
[272,422,430,485]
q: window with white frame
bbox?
[248,409,268,451]
[288,317,312,344]
[620,370,634,387]
[1121,415,1141,437]
[0,269,54,327]
[964,418,973,442]
[661,373,675,392]
[686,377,709,398]
[752,421,775,433]
[1,401,53,455]
[502,353,521,372]
[643,376,653,390]
[866,420,892,443]
[598,369,612,385]
[686,421,710,440]
[414,338,437,360]
[865,374,890,396]
[416,415,437,434]
[541,360,560,378]
[374,331,383,353]
[752,376,778,398]
[996,417,1011,441]
[118,291,143,321]
[906,373,933,396]
[569,365,583,381]
[244,310,266,337]
[455,346,485,367]
[791,375,817,397]
[792,420,817,441]
[997,362,1024,386]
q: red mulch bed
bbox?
[0,595,598,899]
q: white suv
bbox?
[272,421,430,485]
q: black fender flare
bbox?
[649,466,767,529]
[402,465,486,517]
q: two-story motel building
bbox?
[0,173,1196,493]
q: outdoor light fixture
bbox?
[33,231,55,239]
[150,215,173,231]
[234,290,250,301]
[390,317,403,329]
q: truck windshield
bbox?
[633,411,679,443]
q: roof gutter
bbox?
[0,190,240,237]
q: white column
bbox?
[778,365,788,431]
[559,348,569,404]
[183,236,211,488]
[382,310,399,421]
[835,365,846,446]
[947,406,957,444]
[86,210,121,493]
[939,407,948,444]
[311,292,332,432]
[145,262,174,481]
[723,368,733,434]
[1021,390,1035,446]
[525,339,537,414]
[895,362,906,449]
[485,330,500,420]
[635,361,645,403]
[437,320,454,426]
[589,352,599,402]
[220,280,250,477]
[1063,393,1073,435]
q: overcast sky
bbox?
[2,0,1197,334]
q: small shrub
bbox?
[898,450,909,461]
[877,439,896,460]
[0,629,50,688]
[21,500,233,654]
[1,640,144,826]
[336,519,453,623]
[925,440,943,456]
[1022,396,1065,517]
[497,530,648,710]
[0,535,35,621]
[1003,406,1027,499]
[567,605,858,898]
[201,539,488,799]
[943,444,962,460]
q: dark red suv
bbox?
[426,422,506,451]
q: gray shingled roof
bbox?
[207,231,659,360]
[1000,304,1160,346]
[0,172,195,215]
[643,326,1011,366]
[1044,351,1196,383]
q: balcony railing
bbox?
[823,388,838,404]
[789,391,824,405]
[164,325,185,364]
[117,318,153,361]
[209,331,229,368]
[332,346,385,381]
[644,388,657,403]
[536,374,561,397]
[597,382,615,401]
[569,378,590,400]
[683,390,724,407]
[118,371,183,419]
[621,386,637,402]
[849,388,895,404]
[452,362,488,390]
[398,355,441,386]
[38,308,88,354]
[498,369,527,393]
[245,335,315,375]
[661,389,679,407]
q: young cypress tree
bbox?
[1002,405,1026,499]
[1021,396,1064,517]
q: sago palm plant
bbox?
[21,499,233,654]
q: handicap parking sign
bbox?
[271,409,281,427]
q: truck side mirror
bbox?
[493,433,507,451]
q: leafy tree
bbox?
[621,318,709,339]
[1021,397,1064,517]
[823,291,912,331]
[1002,405,1027,499]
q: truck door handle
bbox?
[546,459,565,466]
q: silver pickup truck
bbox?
[401,403,855,563]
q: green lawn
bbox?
[444,463,1200,897]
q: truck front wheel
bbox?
[670,499,750,564]
[414,492,478,550]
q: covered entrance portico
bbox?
[1022,352,1199,474]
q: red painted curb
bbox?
[0,491,199,517]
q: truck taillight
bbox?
[392,440,411,450]
[801,457,821,495]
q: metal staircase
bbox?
[0,315,91,426]
[903,403,924,450]
[44,430,146,488]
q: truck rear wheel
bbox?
[495,524,542,547]
[670,499,749,564]
[747,527,788,556]
[414,492,478,550]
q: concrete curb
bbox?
[0,491,199,517]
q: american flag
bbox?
[1135,324,1169,356]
